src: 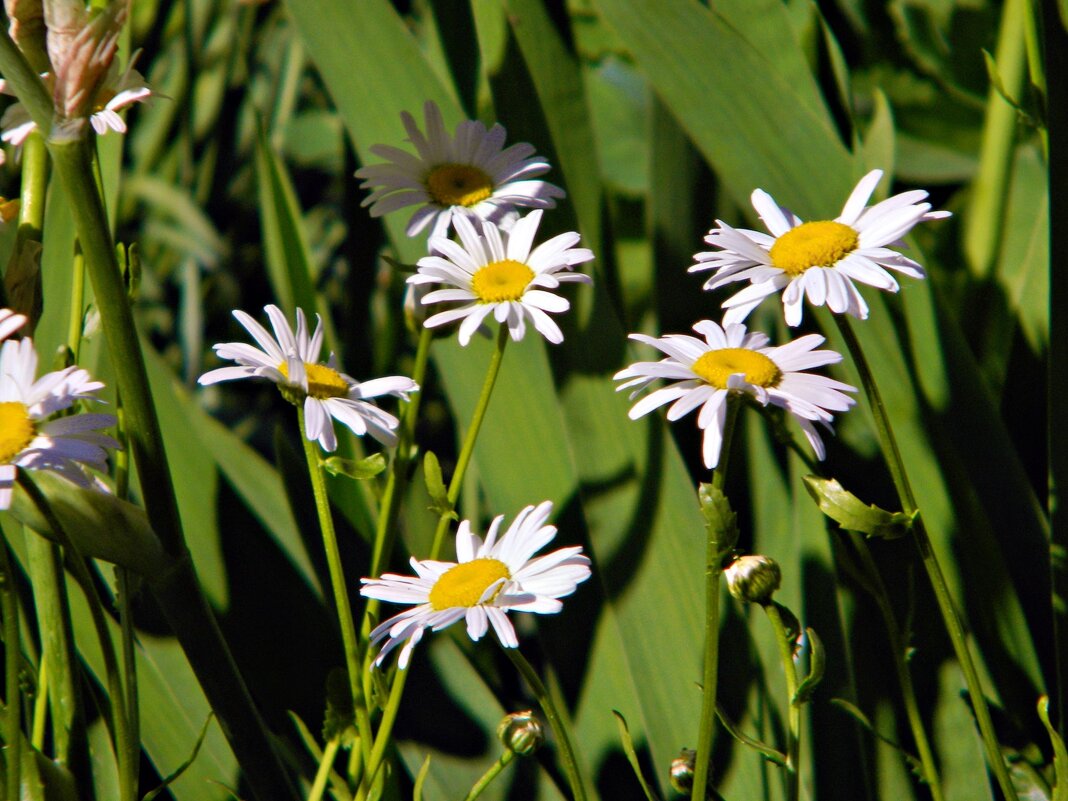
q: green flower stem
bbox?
[307,736,342,801]
[431,324,510,560]
[358,326,510,800]
[692,394,742,801]
[1,540,22,801]
[18,475,135,801]
[464,747,517,801]
[763,603,801,801]
[296,408,372,776]
[834,315,1018,801]
[849,534,944,801]
[505,648,587,801]
[44,133,296,801]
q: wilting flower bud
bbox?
[725,554,781,605]
[669,748,697,795]
[496,710,544,756]
[45,0,127,127]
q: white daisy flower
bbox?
[690,169,950,326]
[0,309,26,341]
[355,100,566,240]
[0,338,119,509]
[360,500,591,669]
[198,305,418,452]
[409,209,593,346]
[614,320,857,468]
[0,62,151,146]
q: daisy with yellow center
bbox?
[409,209,593,346]
[690,170,950,326]
[198,305,417,452]
[360,500,591,669]
[614,319,857,468]
[0,338,118,509]
[355,100,565,239]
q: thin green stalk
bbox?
[849,534,944,801]
[116,568,139,795]
[430,325,509,560]
[763,603,801,801]
[465,746,517,801]
[1,540,21,801]
[692,394,742,801]
[963,0,1027,278]
[505,648,587,801]
[296,408,372,778]
[834,315,1018,801]
[17,476,135,801]
[307,736,342,801]
[358,327,510,800]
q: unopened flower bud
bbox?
[725,554,781,605]
[497,710,543,756]
[669,748,697,795]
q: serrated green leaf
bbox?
[794,626,825,706]
[802,475,914,539]
[422,450,452,519]
[612,711,660,801]
[698,482,740,558]
[322,668,356,747]
[322,453,387,481]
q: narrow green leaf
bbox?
[802,475,914,539]
[793,626,825,706]
[612,711,661,801]
[831,699,924,776]
[412,754,433,801]
[713,705,787,767]
[1038,697,1068,801]
[422,450,453,519]
[142,714,216,801]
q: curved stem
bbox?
[763,603,801,801]
[692,394,742,801]
[430,325,509,560]
[834,315,1017,801]
[850,535,944,801]
[296,408,372,777]
[505,648,587,801]
[464,749,516,801]
[307,737,341,801]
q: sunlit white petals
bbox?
[355,100,565,239]
[0,338,118,509]
[0,309,26,341]
[691,170,949,326]
[360,501,591,669]
[198,305,417,451]
[614,320,857,468]
[409,210,592,346]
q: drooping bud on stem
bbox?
[725,554,781,605]
[496,710,544,756]
[670,748,697,795]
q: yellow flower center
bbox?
[691,348,782,390]
[471,259,535,303]
[92,87,117,113]
[277,361,349,401]
[769,220,859,276]
[429,558,511,610]
[0,402,35,463]
[426,163,494,208]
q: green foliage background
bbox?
[0,0,1056,799]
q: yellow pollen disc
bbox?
[429,558,511,610]
[426,163,494,207]
[92,89,117,113]
[769,220,859,277]
[692,348,782,390]
[277,361,349,400]
[471,259,535,303]
[0,402,35,463]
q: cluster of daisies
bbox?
[200,101,594,668]
[0,310,118,510]
[615,169,948,469]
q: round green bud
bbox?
[725,554,781,605]
[497,710,544,756]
